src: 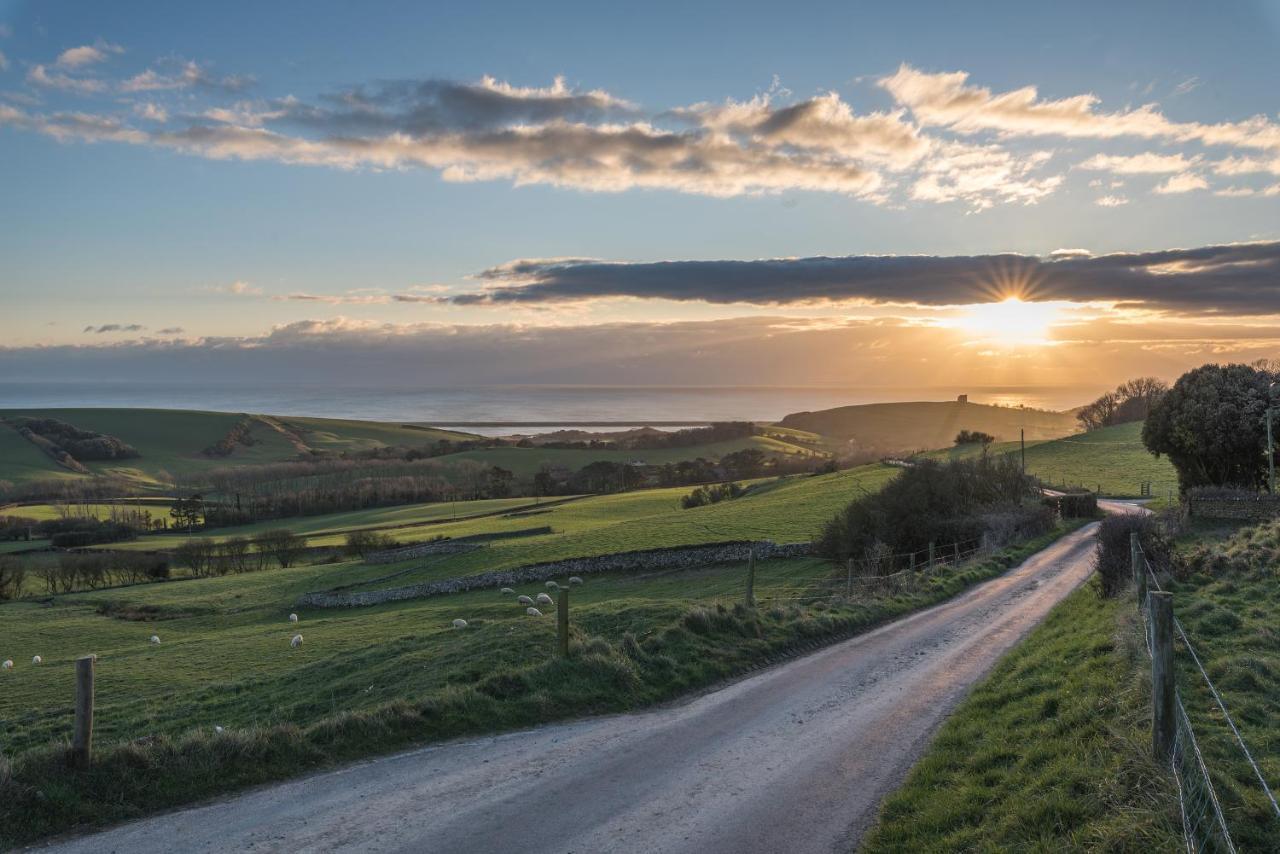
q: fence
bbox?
[1134,540,1280,853]
[758,538,991,605]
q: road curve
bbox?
[39,501,1140,854]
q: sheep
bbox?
[31,655,42,665]
[452,618,468,629]
[517,595,534,606]
[535,592,554,605]
[545,581,559,590]
[290,634,304,649]
[500,587,515,595]
[569,576,584,586]
[214,725,225,734]
[1,660,12,670]
[289,613,299,623]
[525,607,543,617]
[149,635,161,645]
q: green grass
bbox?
[0,421,85,485]
[928,421,1179,498]
[778,400,1078,446]
[0,518,1083,848]
[302,465,900,590]
[1164,519,1280,850]
[863,578,1183,851]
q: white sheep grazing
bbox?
[535,592,554,605]
[1,660,12,670]
[545,581,559,590]
[290,634,304,649]
[31,655,42,665]
[569,576,584,586]
[289,613,299,623]
[452,618,468,629]
[517,595,534,606]
[525,607,543,617]
[500,587,515,595]
[149,635,161,645]
[215,725,225,734]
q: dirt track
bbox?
[39,502,1137,854]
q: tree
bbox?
[1078,377,1168,431]
[255,529,308,568]
[169,494,205,532]
[720,448,768,479]
[1142,363,1276,492]
[954,430,995,447]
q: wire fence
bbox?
[1136,544,1280,852]
[760,539,990,603]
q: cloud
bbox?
[156,327,184,335]
[121,60,252,94]
[1077,152,1198,174]
[26,64,107,94]
[274,291,391,305]
[11,312,1280,391]
[7,63,1280,205]
[133,102,168,122]
[1153,173,1209,194]
[1172,76,1202,97]
[215,280,262,296]
[55,41,123,69]
[449,241,1280,314]
[83,323,145,334]
[880,64,1280,151]
[1095,195,1128,207]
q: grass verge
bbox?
[0,522,1084,848]
[862,576,1183,851]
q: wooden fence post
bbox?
[845,558,853,597]
[72,655,95,768]
[909,553,916,573]
[927,541,935,569]
[954,542,960,563]
[1149,591,1175,760]
[1131,532,1146,607]
[557,585,570,658]
[744,548,756,607]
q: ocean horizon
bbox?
[0,381,1103,434]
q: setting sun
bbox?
[955,297,1062,347]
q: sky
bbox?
[2,0,1280,391]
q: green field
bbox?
[1161,518,1280,850]
[864,579,1182,850]
[778,399,1078,447]
[0,408,824,491]
[928,421,1179,497]
[0,512,1081,848]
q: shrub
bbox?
[1094,513,1173,598]
[0,558,25,600]
[344,530,400,558]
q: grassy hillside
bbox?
[0,408,823,491]
[776,400,1077,449]
[0,511,1082,847]
[929,421,1178,498]
[863,579,1182,850]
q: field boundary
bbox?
[297,539,814,607]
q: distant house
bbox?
[957,394,969,403]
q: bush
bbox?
[49,521,138,548]
[1094,513,1174,598]
[680,482,744,509]
[817,455,1035,561]
[344,530,400,558]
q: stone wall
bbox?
[364,525,555,564]
[299,539,814,608]
[1188,495,1280,521]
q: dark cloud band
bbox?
[454,241,1280,313]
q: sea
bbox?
[0,382,1102,436]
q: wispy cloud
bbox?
[1172,76,1202,97]
[55,41,124,69]
[1095,195,1128,207]
[83,323,145,334]
[1077,152,1199,174]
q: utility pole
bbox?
[1268,381,1279,494]
[1020,428,1026,475]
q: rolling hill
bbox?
[776,400,1078,451]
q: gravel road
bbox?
[39,501,1137,854]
